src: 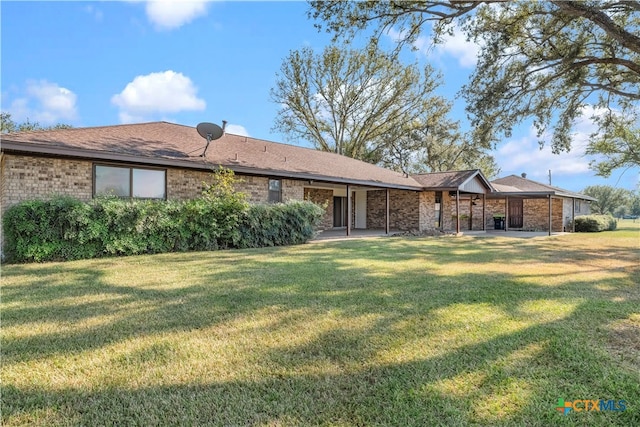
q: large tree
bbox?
[586,108,640,177]
[582,185,631,215]
[378,109,500,177]
[271,44,443,162]
[309,1,640,167]
[272,43,496,174]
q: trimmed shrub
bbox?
[238,201,324,248]
[573,214,618,232]
[2,196,88,262]
[2,197,323,263]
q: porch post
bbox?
[456,190,460,234]
[505,196,509,232]
[346,184,352,236]
[572,197,576,232]
[385,188,390,235]
[548,195,552,236]
[482,193,486,231]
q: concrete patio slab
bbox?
[311,229,569,241]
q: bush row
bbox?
[2,196,324,263]
[573,214,618,232]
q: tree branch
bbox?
[551,0,640,54]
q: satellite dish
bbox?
[196,122,224,156]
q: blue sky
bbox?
[2,1,638,192]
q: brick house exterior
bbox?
[1,122,593,246]
[487,175,595,233]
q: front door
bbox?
[509,199,524,228]
[333,196,347,227]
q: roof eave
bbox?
[1,141,423,191]
[488,190,595,201]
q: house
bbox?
[0,121,592,240]
[487,174,595,233]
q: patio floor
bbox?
[311,229,568,241]
[312,229,396,241]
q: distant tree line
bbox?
[1,112,72,133]
[583,185,640,218]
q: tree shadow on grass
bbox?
[1,237,639,425]
[3,295,638,426]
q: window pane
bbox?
[268,179,281,203]
[269,179,281,191]
[95,165,130,197]
[133,169,165,199]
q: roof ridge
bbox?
[1,120,177,136]
[410,169,478,177]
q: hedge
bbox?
[572,214,618,232]
[2,196,324,263]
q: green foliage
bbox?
[2,196,322,263]
[238,201,324,248]
[587,109,640,176]
[309,1,640,156]
[201,166,247,203]
[573,214,618,232]
[631,193,640,216]
[582,185,631,215]
[1,111,73,133]
[271,43,443,164]
[378,104,499,177]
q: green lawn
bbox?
[2,221,639,426]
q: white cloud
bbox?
[433,24,480,68]
[84,5,103,22]
[8,80,78,125]
[496,107,605,180]
[144,0,211,31]
[111,70,206,123]
[224,123,249,137]
[386,24,480,68]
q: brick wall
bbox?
[1,154,310,211]
[282,179,305,202]
[442,193,454,231]
[452,198,472,231]
[485,198,506,230]
[167,168,210,200]
[304,188,333,230]
[418,191,436,231]
[0,154,93,216]
[367,189,420,231]
[484,197,564,231]
[167,170,304,204]
[523,198,563,232]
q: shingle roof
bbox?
[411,170,482,189]
[491,175,596,201]
[1,121,423,190]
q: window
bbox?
[94,164,166,199]
[268,179,282,203]
[435,191,442,228]
[575,200,582,213]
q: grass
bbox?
[1,220,639,426]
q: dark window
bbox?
[94,164,166,199]
[268,179,282,203]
